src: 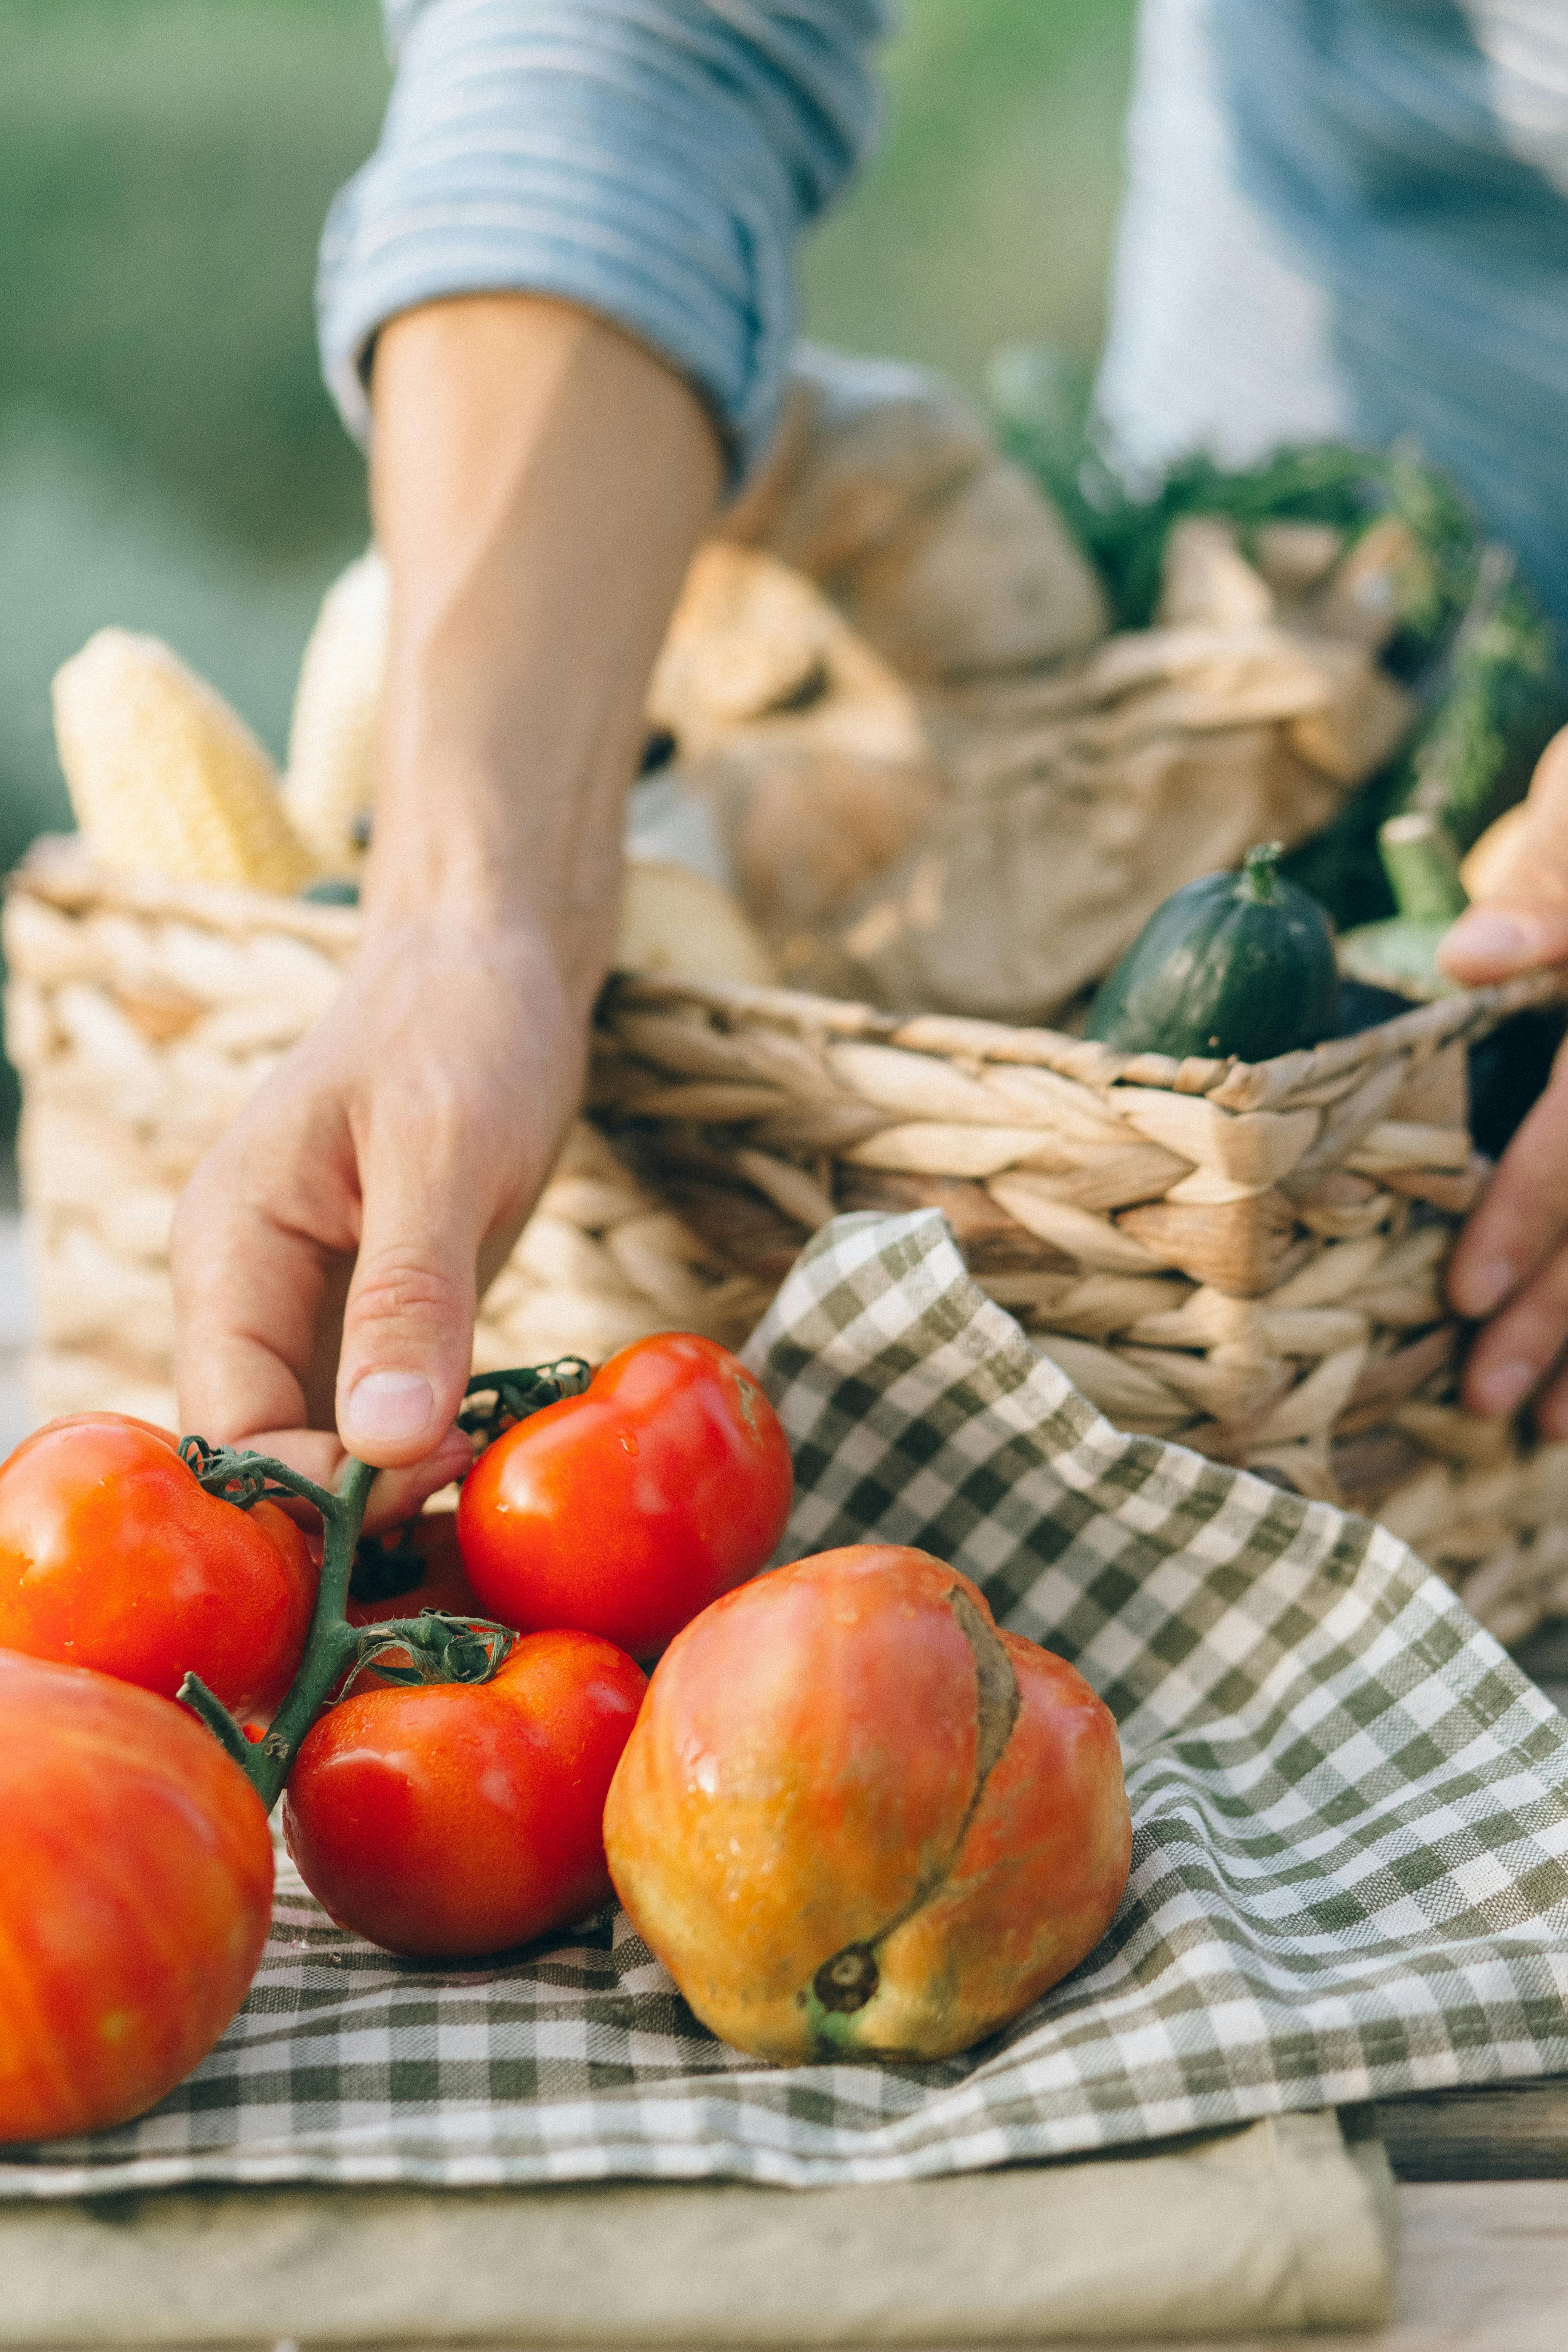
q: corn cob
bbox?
[52,629,315,894]
[281,548,389,873]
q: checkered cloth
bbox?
[8,1209,1568,2196]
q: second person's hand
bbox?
[1442,726,1568,1430]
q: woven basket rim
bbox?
[14,830,1567,1115]
[602,967,1568,1115]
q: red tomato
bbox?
[282,1629,646,1957]
[346,1513,482,1629]
[0,1414,317,1716]
[456,1335,793,1656]
[0,1651,273,2144]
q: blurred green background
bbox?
[0,0,1138,1137]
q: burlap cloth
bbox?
[0,2109,1392,2344]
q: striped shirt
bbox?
[321,1,1568,627]
[318,1,888,483]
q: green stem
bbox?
[179,1455,518,1812]
[1238,841,1283,903]
[1378,811,1468,924]
[179,1455,376,1812]
[251,1456,376,1809]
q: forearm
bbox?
[171,295,720,1488]
[366,293,722,996]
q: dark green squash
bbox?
[1085,842,1340,1061]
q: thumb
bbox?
[335,1134,481,1469]
[1443,726,1568,983]
[1440,901,1568,985]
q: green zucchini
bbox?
[1336,812,1465,1000]
[1084,842,1340,1061]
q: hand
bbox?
[171,910,588,1528]
[1440,726,1568,1430]
[170,295,720,1518]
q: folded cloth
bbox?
[4,1210,1567,2199]
[0,2110,1393,2345]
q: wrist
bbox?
[353,879,615,1035]
[364,701,633,986]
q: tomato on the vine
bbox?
[0,1651,273,2144]
[456,1335,793,1657]
[0,1414,316,1715]
[282,1628,646,1957]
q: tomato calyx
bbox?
[178,1435,343,1520]
[343,1612,516,1695]
[457,1358,592,1452]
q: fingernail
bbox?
[1443,910,1532,967]
[342,1370,435,1449]
[1453,1256,1517,1317]
[1471,1357,1535,1418]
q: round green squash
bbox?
[1085,842,1339,1062]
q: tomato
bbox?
[604,1544,1132,2064]
[0,1651,273,2143]
[456,1335,793,1656]
[346,1513,482,1629]
[282,1629,647,1957]
[0,1414,317,1716]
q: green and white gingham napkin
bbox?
[6,1208,1568,2196]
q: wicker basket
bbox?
[7,831,1568,1648]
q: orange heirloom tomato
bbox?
[604,1544,1133,2064]
[457,1335,793,1657]
[282,1628,647,1957]
[0,1414,316,1717]
[0,1651,273,2144]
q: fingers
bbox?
[1441,727,1568,980]
[174,1115,477,1515]
[1440,902,1568,984]
[1460,1246,1568,1435]
[172,1150,472,1521]
[236,1425,475,1535]
[334,1102,485,1467]
[1452,1050,1568,1425]
[171,1158,332,1450]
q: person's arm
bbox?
[1440,726,1568,1431]
[170,296,720,1520]
[170,2,887,1515]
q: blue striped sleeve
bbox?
[319,0,890,481]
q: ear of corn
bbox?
[281,548,389,873]
[52,628,315,894]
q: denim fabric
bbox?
[1101,1,1568,634]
